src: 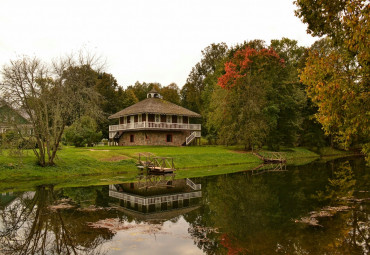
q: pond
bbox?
[0,157,369,254]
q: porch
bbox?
[109,122,201,139]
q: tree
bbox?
[268,38,308,149]
[64,116,102,147]
[181,43,229,140]
[94,72,127,138]
[181,43,228,114]
[126,82,162,101]
[209,44,286,149]
[300,38,369,151]
[122,89,139,107]
[1,54,103,166]
[295,0,370,159]
[160,83,180,104]
[60,64,102,124]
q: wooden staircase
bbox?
[113,131,124,141]
[185,131,201,145]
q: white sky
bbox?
[0,0,317,88]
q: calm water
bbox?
[0,157,369,254]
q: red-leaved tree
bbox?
[218,47,284,89]
[208,45,287,149]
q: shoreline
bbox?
[0,146,359,192]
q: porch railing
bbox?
[109,122,201,132]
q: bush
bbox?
[64,116,102,147]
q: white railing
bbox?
[186,131,201,145]
[194,131,201,137]
[186,178,202,190]
[186,132,196,145]
[109,122,201,132]
[109,188,202,206]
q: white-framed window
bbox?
[155,114,160,123]
[166,115,171,123]
[178,116,183,124]
[124,116,127,124]
[130,116,134,123]
[138,114,142,122]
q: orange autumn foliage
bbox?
[218,47,285,89]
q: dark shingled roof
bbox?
[109,98,201,119]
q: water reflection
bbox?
[251,162,287,175]
[109,174,202,220]
[0,157,368,255]
[0,185,114,255]
[184,158,369,254]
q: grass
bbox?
[0,145,340,192]
[314,146,358,157]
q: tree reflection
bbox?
[314,161,356,204]
[185,173,282,254]
[185,159,369,254]
[0,185,113,255]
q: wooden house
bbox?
[108,89,201,146]
[0,101,32,135]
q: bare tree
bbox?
[1,53,103,166]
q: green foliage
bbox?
[296,0,370,161]
[301,38,369,153]
[181,43,229,135]
[314,161,356,205]
[160,83,181,104]
[208,40,307,149]
[94,72,128,138]
[64,116,102,147]
[126,82,161,101]
[61,65,103,124]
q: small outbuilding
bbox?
[0,100,32,135]
[108,89,201,146]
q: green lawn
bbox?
[0,145,324,192]
[0,145,260,179]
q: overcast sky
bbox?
[1,0,317,88]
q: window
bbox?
[166,134,172,142]
[155,114,160,122]
[166,115,171,123]
[124,116,127,124]
[130,135,134,143]
[138,114,142,122]
[178,116,183,124]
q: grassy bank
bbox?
[0,146,261,180]
[0,145,325,192]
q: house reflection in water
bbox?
[109,175,202,220]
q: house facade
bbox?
[108,89,201,146]
[0,101,32,135]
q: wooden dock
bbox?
[253,151,287,163]
[137,153,176,173]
